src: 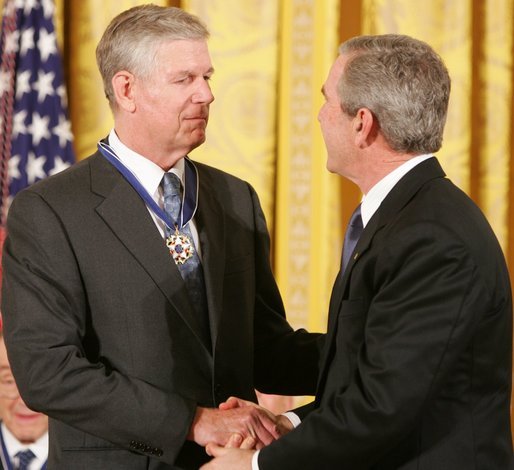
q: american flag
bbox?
[0,0,75,228]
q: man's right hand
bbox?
[220,396,294,438]
[188,401,284,449]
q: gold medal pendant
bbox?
[166,227,194,265]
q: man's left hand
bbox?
[200,442,255,470]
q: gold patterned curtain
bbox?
[2,0,513,430]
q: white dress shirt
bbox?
[252,153,434,470]
[360,154,434,227]
[1,423,48,470]
[108,129,202,257]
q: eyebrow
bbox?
[174,67,215,77]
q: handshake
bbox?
[188,396,294,469]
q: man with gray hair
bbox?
[1,5,323,469]
[204,34,513,469]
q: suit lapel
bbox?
[317,157,447,395]
[324,212,382,339]
[89,153,211,349]
[316,212,383,388]
[194,169,225,349]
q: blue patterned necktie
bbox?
[161,173,211,349]
[15,449,35,470]
[341,204,363,273]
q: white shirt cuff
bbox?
[282,411,301,428]
[252,449,260,470]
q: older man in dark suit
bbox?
[204,34,513,470]
[1,5,323,469]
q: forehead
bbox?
[324,54,347,95]
[154,39,212,70]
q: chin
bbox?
[189,135,206,150]
[326,160,338,174]
[12,429,45,444]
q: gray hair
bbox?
[96,4,209,108]
[338,34,451,154]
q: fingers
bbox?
[219,399,280,446]
[276,414,294,436]
[219,396,252,411]
[191,401,283,449]
[245,408,282,443]
[206,442,225,457]
[202,446,255,470]
[239,435,257,450]
[225,433,243,448]
[218,397,240,411]
[225,433,257,450]
[227,409,274,447]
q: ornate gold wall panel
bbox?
[275,0,341,332]
[479,0,513,252]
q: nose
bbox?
[193,79,214,104]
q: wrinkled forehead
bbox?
[153,38,213,71]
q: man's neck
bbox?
[356,149,418,194]
[112,126,187,171]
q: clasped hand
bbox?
[193,397,294,470]
[189,396,293,450]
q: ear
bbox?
[112,71,136,113]
[353,108,376,148]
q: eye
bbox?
[175,75,193,84]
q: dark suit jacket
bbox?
[1,151,323,469]
[259,158,513,469]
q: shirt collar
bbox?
[361,154,434,227]
[1,422,48,464]
[108,129,185,202]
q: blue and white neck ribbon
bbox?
[97,141,199,232]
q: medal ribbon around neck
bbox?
[97,141,199,264]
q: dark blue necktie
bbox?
[15,449,35,470]
[161,173,211,349]
[342,204,363,273]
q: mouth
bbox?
[186,116,208,121]
[14,412,43,422]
